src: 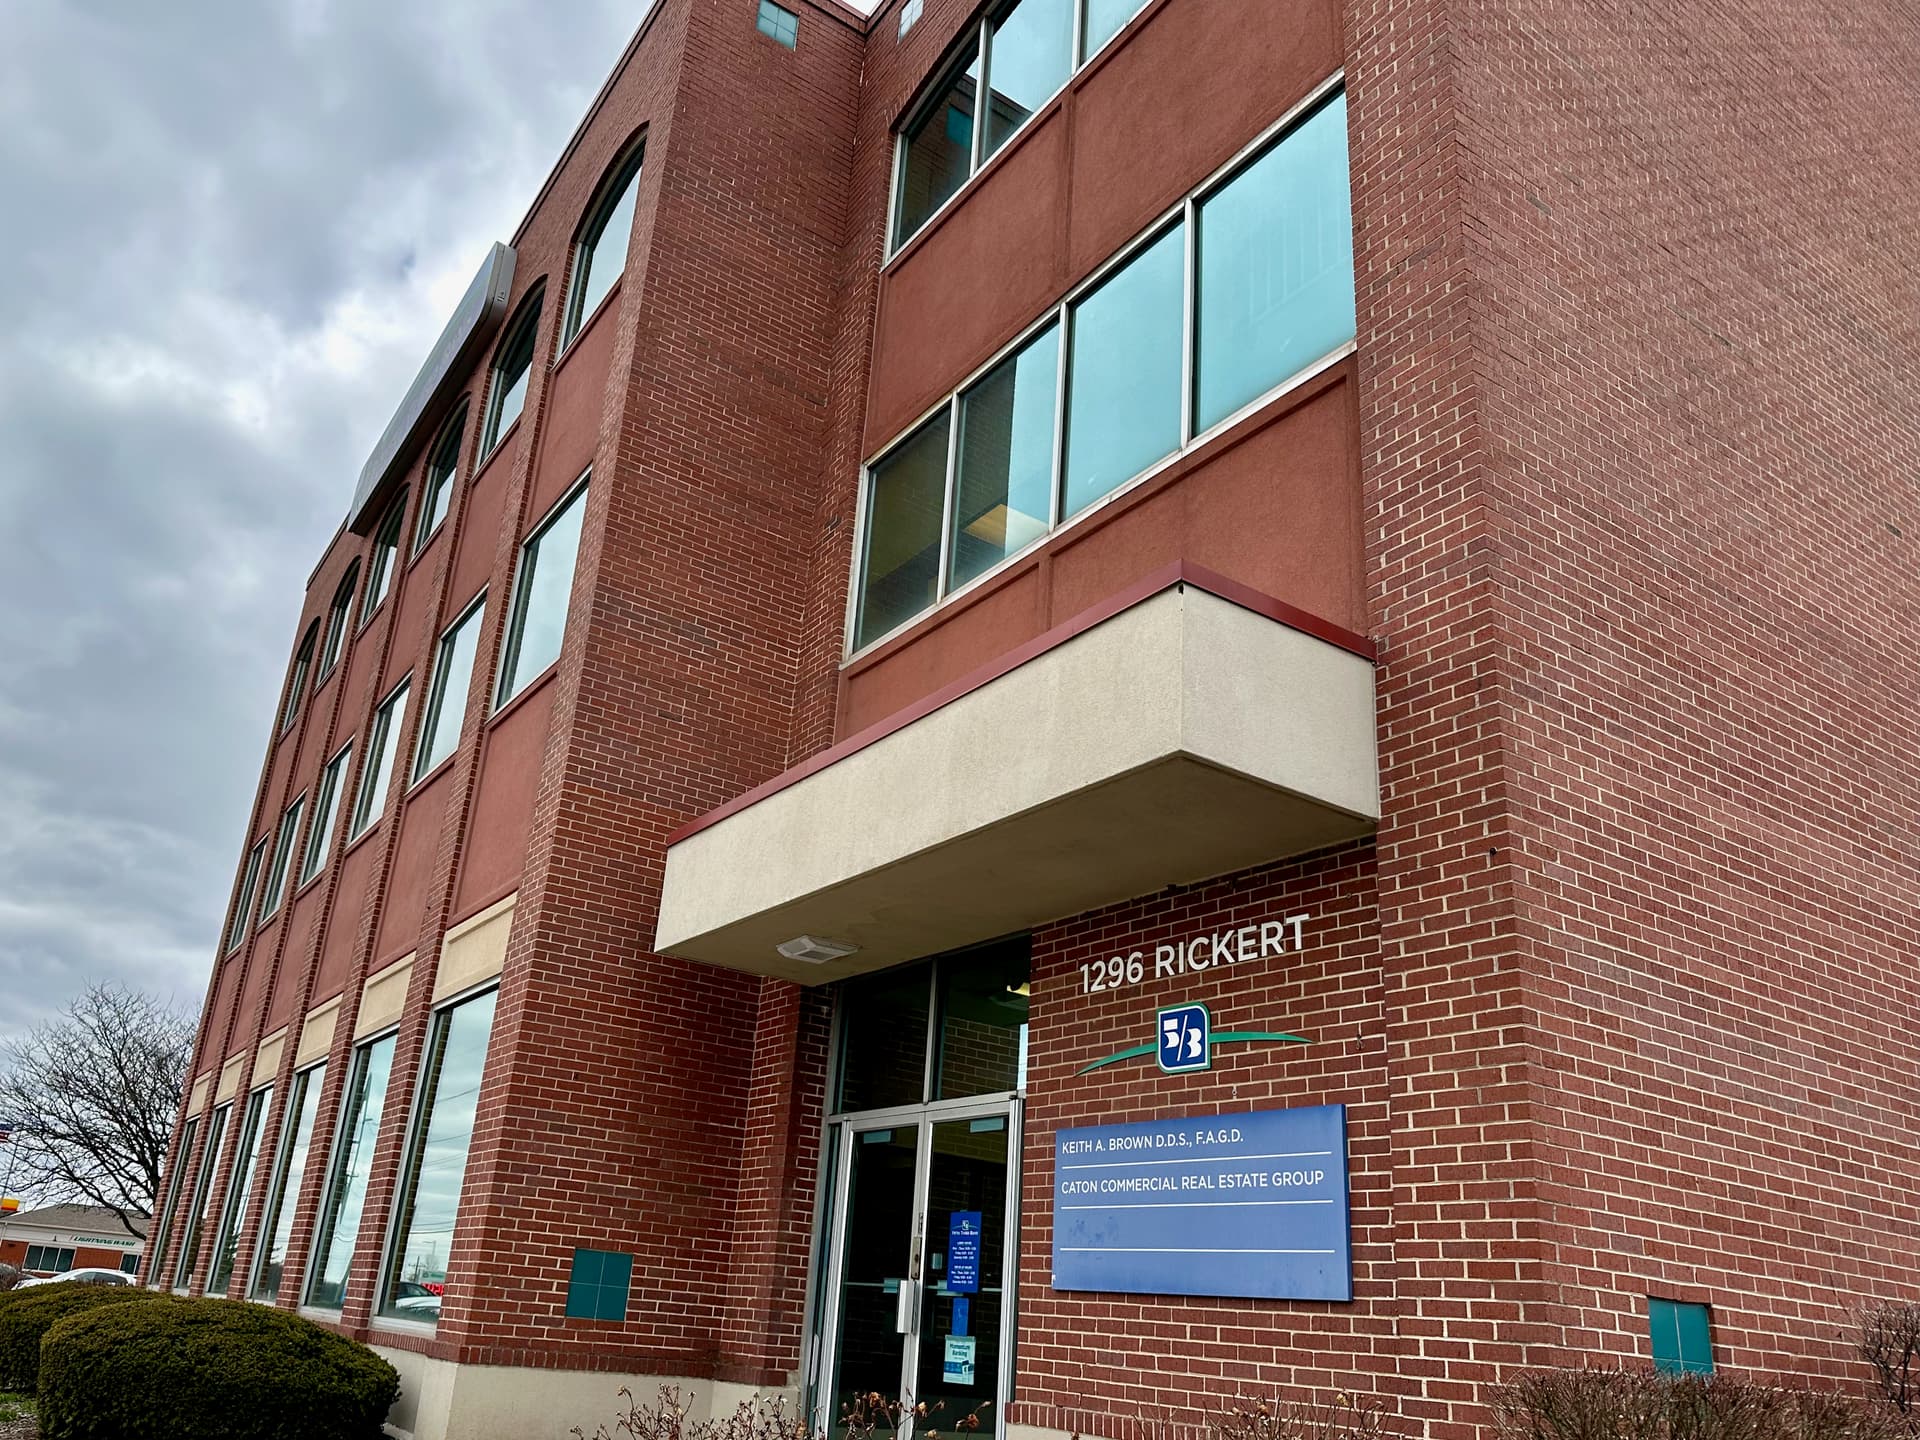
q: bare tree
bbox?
[0,983,195,1237]
[1861,1301,1920,1434]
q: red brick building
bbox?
[151,0,1920,1436]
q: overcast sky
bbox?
[0,0,689,1040]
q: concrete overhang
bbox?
[654,566,1379,985]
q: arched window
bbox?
[481,290,543,460]
[317,561,360,679]
[415,404,467,554]
[280,622,319,733]
[564,141,645,345]
[362,487,408,623]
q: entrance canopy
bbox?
[654,567,1379,985]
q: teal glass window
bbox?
[415,596,485,781]
[251,1062,325,1302]
[174,1102,231,1288]
[897,53,979,244]
[497,480,588,708]
[483,299,540,457]
[1063,223,1185,518]
[415,409,464,553]
[1081,0,1148,61]
[225,841,266,954]
[306,1035,397,1310]
[351,678,409,838]
[983,0,1072,160]
[148,1114,197,1283]
[855,412,950,649]
[566,1248,633,1321]
[362,488,407,623]
[300,743,352,886]
[379,988,499,1323]
[950,321,1058,591]
[207,1084,272,1295]
[1650,1298,1714,1375]
[258,794,305,922]
[566,150,644,343]
[1195,91,1354,433]
[756,0,798,48]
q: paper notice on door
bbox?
[943,1334,977,1386]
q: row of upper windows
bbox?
[151,980,498,1326]
[276,137,643,742]
[891,0,1154,250]
[855,83,1354,652]
[222,477,590,955]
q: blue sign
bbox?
[947,1211,981,1294]
[1051,1105,1351,1301]
[951,1294,970,1337]
[1157,1003,1210,1073]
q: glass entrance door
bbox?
[816,1100,1018,1440]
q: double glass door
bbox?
[817,1099,1018,1440]
[810,940,1029,1440]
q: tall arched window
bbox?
[415,404,467,554]
[280,621,319,733]
[317,561,360,679]
[482,290,543,461]
[564,141,645,345]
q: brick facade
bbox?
[152,0,1920,1435]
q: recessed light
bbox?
[776,935,860,964]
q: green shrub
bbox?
[1489,1369,1903,1440]
[0,1284,159,1390]
[37,1296,399,1440]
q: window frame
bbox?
[412,595,486,785]
[888,0,1152,255]
[756,0,799,47]
[481,291,543,462]
[316,562,360,681]
[563,145,645,347]
[304,1031,400,1312]
[280,623,319,735]
[249,1060,326,1305]
[224,839,269,955]
[173,1100,232,1290]
[361,487,409,626]
[414,406,467,556]
[374,982,500,1328]
[257,792,307,924]
[299,742,354,887]
[207,1082,274,1296]
[350,677,411,840]
[147,1114,198,1286]
[495,473,589,710]
[854,76,1351,658]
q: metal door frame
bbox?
[810,1092,1022,1438]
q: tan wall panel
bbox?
[297,996,343,1068]
[435,894,517,1004]
[252,1029,287,1087]
[216,1053,247,1103]
[355,956,415,1040]
[187,1072,212,1118]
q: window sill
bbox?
[293,868,327,903]
[369,1317,438,1342]
[253,907,285,939]
[407,752,457,798]
[408,524,445,573]
[489,661,559,730]
[357,598,389,636]
[340,820,384,862]
[555,277,623,371]
[473,416,522,485]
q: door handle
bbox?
[895,1277,919,1334]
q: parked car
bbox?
[15,1267,137,1290]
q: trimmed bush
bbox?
[37,1296,399,1440]
[1490,1369,1904,1440]
[0,1284,159,1390]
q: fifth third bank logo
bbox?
[1157,1002,1210,1074]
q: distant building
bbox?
[150,0,1920,1437]
[0,1205,145,1278]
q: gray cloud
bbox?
[0,0,657,1038]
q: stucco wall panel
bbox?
[455,685,555,914]
[536,298,619,521]
[374,774,449,966]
